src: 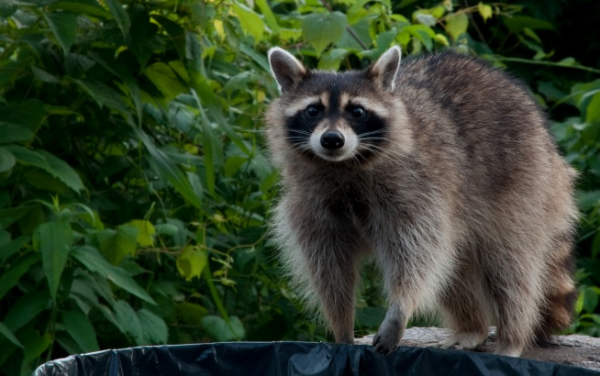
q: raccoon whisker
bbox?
[365,140,411,160]
[287,137,311,143]
[360,146,397,165]
[362,144,410,167]
[289,142,312,154]
[288,129,313,136]
[358,130,387,138]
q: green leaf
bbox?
[398,0,420,7]
[144,62,189,101]
[201,315,245,341]
[404,25,434,51]
[0,322,22,348]
[65,53,96,76]
[583,286,599,313]
[0,253,40,301]
[302,12,348,55]
[97,224,138,265]
[71,246,156,305]
[0,230,9,250]
[0,3,17,18]
[176,302,208,326]
[0,123,35,144]
[577,190,600,211]
[503,16,555,33]
[155,223,179,236]
[114,300,144,344]
[232,2,265,44]
[201,120,215,196]
[31,66,61,84]
[38,150,85,193]
[63,310,100,352]
[153,16,186,61]
[0,99,47,132]
[239,43,271,73]
[318,48,348,70]
[477,2,492,22]
[415,13,436,27]
[176,246,207,281]
[3,291,49,332]
[586,93,600,124]
[97,304,123,332]
[128,220,155,247]
[557,57,577,67]
[138,309,168,344]
[4,147,82,193]
[33,221,73,301]
[105,0,130,37]
[44,12,78,57]
[592,233,600,259]
[255,0,279,35]
[0,206,35,229]
[21,330,53,362]
[48,0,111,18]
[88,50,143,125]
[0,147,15,173]
[446,13,469,41]
[134,128,202,210]
[2,145,48,170]
[187,171,204,202]
[74,79,130,116]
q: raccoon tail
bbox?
[535,234,578,344]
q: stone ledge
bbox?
[356,327,600,371]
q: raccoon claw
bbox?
[372,321,403,355]
[373,332,398,354]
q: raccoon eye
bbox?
[305,106,320,117]
[351,106,366,118]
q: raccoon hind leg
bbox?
[436,260,489,351]
[483,244,546,357]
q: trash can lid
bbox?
[32,342,599,376]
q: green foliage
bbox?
[1,0,600,374]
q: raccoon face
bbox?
[268,47,402,163]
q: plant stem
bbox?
[493,56,600,74]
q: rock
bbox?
[356,327,600,371]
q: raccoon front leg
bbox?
[305,243,360,344]
[294,207,362,344]
[373,229,454,354]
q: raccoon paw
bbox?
[373,319,404,355]
[432,332,487,351]
[495,344,523,357]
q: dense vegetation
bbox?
[1,0,600,374]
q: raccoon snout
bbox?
[320,131,345,150]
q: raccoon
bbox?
[265,46,578,357]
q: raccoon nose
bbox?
[320,131,345,150]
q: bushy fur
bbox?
[265,46,578,357]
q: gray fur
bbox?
[265,46,578,357]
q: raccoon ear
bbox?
[268,47,307,93]
[369,46,402,91]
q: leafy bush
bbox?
[0,0,599,375]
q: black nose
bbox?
[320,131,345,150]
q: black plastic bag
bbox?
[32,342,599,376]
